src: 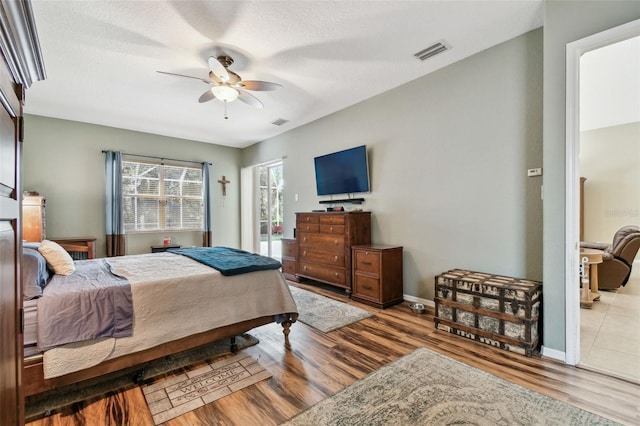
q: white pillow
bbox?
[37,239,75,276]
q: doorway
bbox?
[566,19,640,382]
[258,161,284,259]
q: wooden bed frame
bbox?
[22,242,297,397]
[51,238,96,260]
[23,313,296,397]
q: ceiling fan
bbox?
[157,55,282,119]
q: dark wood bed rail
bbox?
[50,237,96,260]
[23,314,296,397]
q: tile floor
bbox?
[580,268,640,384]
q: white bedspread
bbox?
[42,252,297,379]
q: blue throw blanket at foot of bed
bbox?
[168,246,282,276]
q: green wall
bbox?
[244,29,544,301]
[22,116,242,258]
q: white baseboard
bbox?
[403,294,434,308]
[541,346,566,362]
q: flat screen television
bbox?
[314,145,370,196]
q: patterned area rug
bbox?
[282,347,620,426]
[25,334,258,422]
[143,353,271,425]
[289,285,373,332]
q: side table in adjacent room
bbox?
[579,248,604,309]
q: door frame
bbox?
[258,160,283,258]
[565,18,640,366]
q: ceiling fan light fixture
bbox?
[211,85,239,102]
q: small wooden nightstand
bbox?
[281,238,298,281]
[351,245,403,308]
[151,244,181,253]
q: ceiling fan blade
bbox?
[156,71,210,84]
[227,70,241,85]
[237,90,264,109]
[198,89,215,103]
[240,81,283,91]
[209,71,223,84]
[208,56,230,82]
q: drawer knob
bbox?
[303,237,307,243]
[303,265,308,271]
[334,240,338,246]
[306,217,310,222]
[303,250,307,256]
[334,255,338,262]
[330,226,333,232]
[334,272,339,278]
[306,225,310,230]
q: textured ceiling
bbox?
[25,1,543,148]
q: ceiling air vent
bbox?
[272,118,289,126]
[414,42,448,61]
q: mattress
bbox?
[24,298,39,358]
[40,252,298,379]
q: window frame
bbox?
[122,157,204,233]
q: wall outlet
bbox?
[527,168,542,177]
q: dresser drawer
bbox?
[299,247,345,267]
[298,261,347,287]
[297,214,320,225]
[353,274,381,300]
[299,233,345,249]
[354,249,381,275]
[319,214,345,225]
[282,259,297,276]
[298,223,320,233]
[282,239,298,258]
[319,224,345,234]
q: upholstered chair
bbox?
[581,225,640,290]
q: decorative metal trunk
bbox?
[434,269,542,357]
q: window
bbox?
[122,159,204,232]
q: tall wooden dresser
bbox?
[296,211,371,293]
[22,195,46,242]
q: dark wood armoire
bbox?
[0,2,45,424]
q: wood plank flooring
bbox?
[26,281,640,426]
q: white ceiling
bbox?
[25,0,543,149]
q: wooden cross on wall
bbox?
[218,175,230,196]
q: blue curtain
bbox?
[202,162,212,247]
[105,150,125,256]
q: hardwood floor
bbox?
[26,281,640,426]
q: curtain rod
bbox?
[102,150,212,166]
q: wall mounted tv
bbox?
[314,145,370,197]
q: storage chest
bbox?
[434,269,542,356]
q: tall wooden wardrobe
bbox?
[22,195,46,242]
[0,2,46,424]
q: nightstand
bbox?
[281,238,298,281]
[151,244,181,253]
[351,245,403,308]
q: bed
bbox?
[22,241,298,397]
